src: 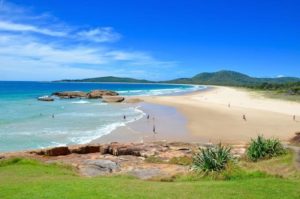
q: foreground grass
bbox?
[0,158,300,199]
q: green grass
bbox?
[169,156,193,166]
[0,157,300,199]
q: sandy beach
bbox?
[95,86,300,145]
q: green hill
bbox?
[165,70,300,86]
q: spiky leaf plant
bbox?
[247,135,286,161]
[192,144,233,172]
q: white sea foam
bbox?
[71,100,90,104]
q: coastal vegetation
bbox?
[192,144,233,172]
[246,136,286,162]
[1,150,299,199]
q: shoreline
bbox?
[91,102,206,144]
[92,85,300,145]
[140,86,300,144]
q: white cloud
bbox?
[77,27,121,43]
[0,21,67,36]
[0,1,176,81]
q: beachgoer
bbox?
[242,114,246,121]
[293,115,296,121]
[228,103,230,108]
[147,114,150,120]
[52,114,55,118]
[153,125,156,134]
[123,115,126,120]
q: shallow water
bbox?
[0,81,203,152]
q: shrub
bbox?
[247,135,286,161]
[192,144,233,172]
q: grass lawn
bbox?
[0,158,300,199]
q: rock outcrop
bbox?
[69,145,100,154]
[290,132,300,145]
[100,143,142,156]
[87,90,119,99]
[45,146,70,156]
[52,91,87,98]
[51,90,123,101]
[8,142,247,180]
[80,159,120,177]
[102,96,125,103]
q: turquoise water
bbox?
[0,82,202,152]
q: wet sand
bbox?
[92,102,207,144]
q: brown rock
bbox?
[100,145,109,154]
[52,91,87,98]
[290,132,300,144]
[100,143,141,156]
[45,146,70,156]
[102,96,125,103]
[70,145,100,154]
[29,150,45,155]
[87,90,119,99]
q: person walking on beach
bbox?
[242,114,246,121]
[52,114,55,119]
[123,115,126,120]
[293,115,296,121]
[147,114,150,120]
[153,125,156,134]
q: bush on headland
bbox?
[192,144,234,172]
[246,135,286,162]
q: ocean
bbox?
[0,81,203,152]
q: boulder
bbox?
[80,159,120,177]
[52,91,87,98]
[29,150,45,155]
[70,145,100,154]
[100,143,141,156]
[290,132,300,144]
[45,146,70,156]
[87,90,119,99]
[102,96,125,103]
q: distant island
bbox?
[57,76,154,83]
[57,70,300,96]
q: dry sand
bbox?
[140,86,300,144]
[94,86,300,145]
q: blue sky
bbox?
[0,0,299,81]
